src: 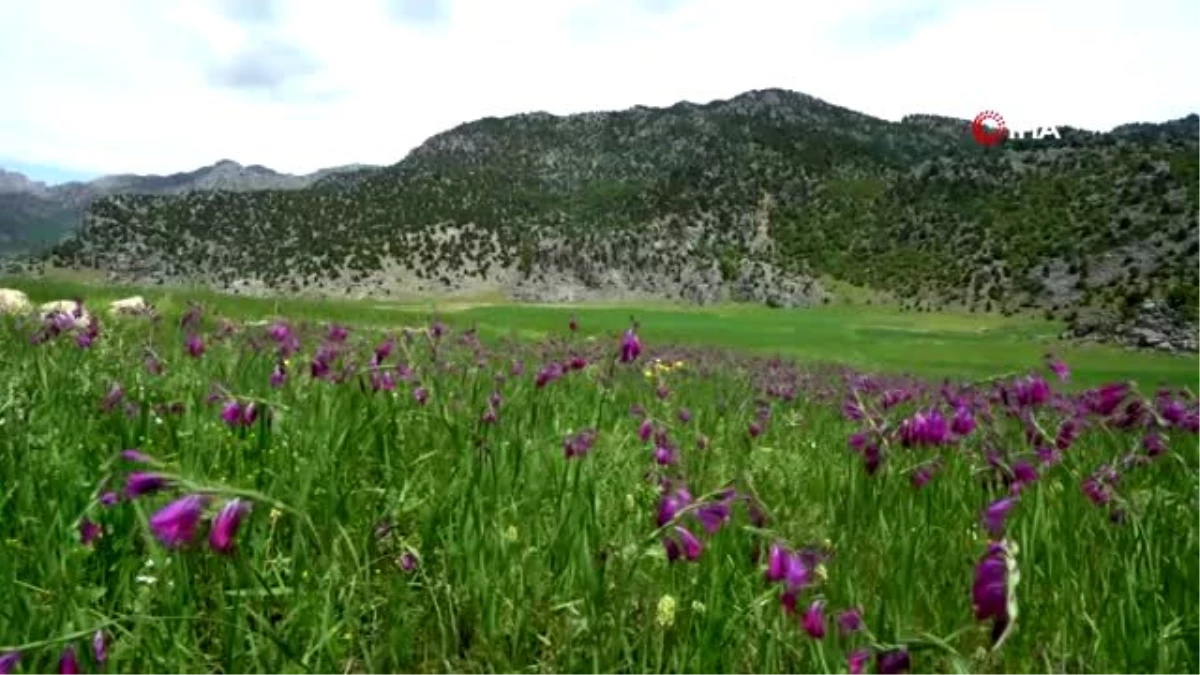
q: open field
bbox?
[1,276,1197,390]
[0,279,1197,673]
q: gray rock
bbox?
[1065,304,1198,354]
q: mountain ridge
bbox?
[0,160,383,252]
[9,87,1199,329]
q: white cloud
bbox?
[1,0,1195,179]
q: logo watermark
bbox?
[970,110,1062,147]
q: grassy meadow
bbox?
[0,277,1197,673]
[2,275,1197,390]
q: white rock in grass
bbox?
[0,288,31,315]
[108,295,149,316]
[39,299,92,328]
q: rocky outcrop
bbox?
[1064,301,1199,353]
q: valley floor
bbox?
[2,275,1196,390]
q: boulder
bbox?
[0,288,32,315]
[108,295,150,316]
[39,300,92,328]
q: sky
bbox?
[2,0,1196,184]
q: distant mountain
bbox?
[22,88,1200,325]
[0,160,382,254]
[0,169,52,197]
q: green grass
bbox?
[2,276,1196,390]
[0,280,1197,673]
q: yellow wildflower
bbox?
[656,594,677,628]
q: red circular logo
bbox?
[971,110,1007,147]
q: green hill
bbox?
[40,89,1199,317]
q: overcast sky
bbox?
[2,0,1196,183]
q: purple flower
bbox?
[653,445,677,466]
[619,328,642,363]
[149,494,209,547]
[0,651,20,674]
[748,421,763,438]
[982,497,1016,536]
[1055,418,1080,450]
[1010,461,1038,494]
[1142,432,1166,457]
[1013,460,1038,482]
[973,541,1016,645]
[765,542,788,582]
[220,398,258,425]
[1088,382,1131,416]
[121,449,156,464]
[877,648,911,674]
[398,551,418,572]
[638,419,654,442]
[951,405,976,436]
[267,321,291,343]
[768,542,816,595]
[837,607,864,635]
[535,362,563,389]
[185,333,206,358]
[310,353,332,380]
[144,354,164,375]
[124,472,168,499]
[1013,375,1050,408]
[79,518,101,546]
[327,324,349,342]
[910,463,938,489]
[863,443,883,475]
[848,649,870,675]
[100,383,124,412]
[841,399,865,421]
[677,407,692,423]
[92,630,107,664]
[1082,476,1113,506]
[898,409,950,447]
[1047,357,1070,382]
[99,491,119,507]
[1160,399,1187,426]
[663,525,703,562]
[656,487,692,527]
[372,370,397,391]
[270,361,288,388]
[411,387,429,405]
[210,499,251,554]
[881,388,912,409]
[695,500,731,534]
[58,645,79,674]
[373,339,394,365]
[656,384,670,400]
[848,431,868,451]
[563,429,598,459]
[220,400,243,426]
[801,600,826,639]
